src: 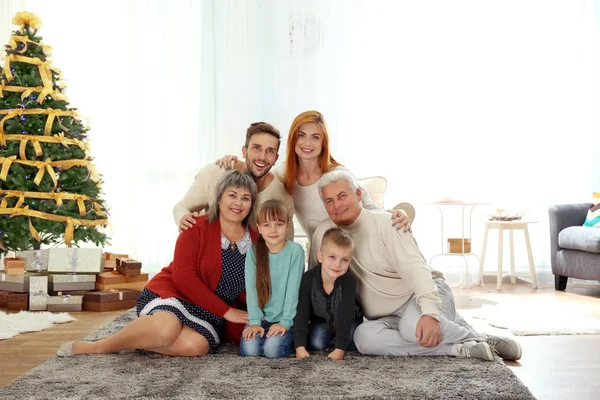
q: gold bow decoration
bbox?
[44,108,59,135]
[12,12,42,30]
[32,158,58,187]
[72,194,87,216]
[9,35,34,54]
[19,136,43,160]
[0,109,23,145]
[2,54,16,82]
[53,132,70,148]
[0,190,25,209]
[0,155,17,181]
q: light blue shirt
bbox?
[245,241,305,328]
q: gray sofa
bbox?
[549,203,600,290]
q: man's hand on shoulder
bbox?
[178,212,200,232]
[415,315,441,348]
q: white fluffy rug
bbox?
[0,311,76,340]
[460,301,600,336]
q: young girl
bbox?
[240,200,305,359]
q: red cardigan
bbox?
[145,215,258,318]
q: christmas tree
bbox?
[0,12,109,253]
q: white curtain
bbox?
[1,1,598,282]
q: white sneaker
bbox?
[485,334,522,361]
[456,341,494,361]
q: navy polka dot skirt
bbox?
[136,240,248,353]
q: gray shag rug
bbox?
[0,309,535,400]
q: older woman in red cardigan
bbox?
[58,171,258,357]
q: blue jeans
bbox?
[308,321,359,351]
[240,320,294,359]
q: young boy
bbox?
[293,227,363,360]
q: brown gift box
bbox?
[116,258,142,277]
[116,264,141,277]
[0,290,14,308]
[96,281,147,291]
[47,303,82,312]
[49,290,91,296]
[4,258,25,275]
[6,292,28,310]
[8,300,28,310]
[447,238,472,253]
[103,253,128,270]
[97,272,148,285]
[84,298,137,312]
[84,289,140,303]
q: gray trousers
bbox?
[354,278,483,356]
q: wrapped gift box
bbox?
[16,250,50,272]
[96,280,147,291]
[7,292,28,310]
[83,289,139,312]
[48,274,96,292]
[103,252,129,270]
[29,275,49,311]
[49,290,92,296]
[97,272,148,285]
[0,273,41,293]
[3,258,25,275]
[0,290,11,308]
[47,294,83,312]
[48,248,103,274]
[116,258,142,277]
[47,303,82,312]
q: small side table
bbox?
[428,201,491,288]
[479,220,538,290]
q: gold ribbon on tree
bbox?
[0,156,93,187]
[0,109,78,146]
[1,55,65,103]
[0,205,108,246]
[2,132,87,161]
[0,189,104,216]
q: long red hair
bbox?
[282,110,342,194]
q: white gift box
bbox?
[47,248,103,274]
[15,249,50,272]
[29,275,49,311]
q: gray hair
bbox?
[208,170,258,227]
[317,168,359,200]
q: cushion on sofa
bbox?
[558,226,600,254]
[356,176,387,208]
[583,192,600,227]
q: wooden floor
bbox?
[1,284,599,400]
[454,283,600,400]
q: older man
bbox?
[311,169,521,361]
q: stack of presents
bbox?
[0,249,147,313]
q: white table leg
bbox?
[497,225,504,290]
[510,229,515,284]
[479,224,489,286]
[523,225,538,289]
